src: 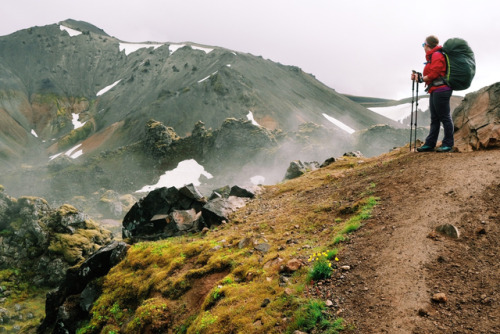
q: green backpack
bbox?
[440,38,476,90]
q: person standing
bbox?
[411,35,454,152]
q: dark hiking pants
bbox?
[425,89,454,148]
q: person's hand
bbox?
[411,71,423,83]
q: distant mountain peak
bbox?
[58,19,109,37]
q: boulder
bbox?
[320,157,336,168]
[343,151,363,158]
[229,185,255,198]
[435,224,460,239]
[0,192,112,287]
[202,196,246,227]
[284,160,320,180]
[209,185,231,200]
[122,186,185,239]
[453,83,500,151]
[123,183,255,240]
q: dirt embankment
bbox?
[330,149,500,333]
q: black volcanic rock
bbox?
[122,183,253,240]
[38,240,129,334]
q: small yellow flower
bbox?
[315,258,319,261]
[328,263,332,267]
[335,257,339,262]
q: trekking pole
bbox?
[409,74,415,151]
[414,79,419,149]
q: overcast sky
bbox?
[1,0,499,100]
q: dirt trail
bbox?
[335,150,500,333]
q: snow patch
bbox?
[65,144,83,159]
[49,153,62,161]
[31,129,38,138]
[136,159,213,192]
[247,111,261,127]
[322,114,356,134]
[169,43,213,55]
[192,45,213,53]
[97,80,121,96]
[72,113,86,129]
[59,25,82,37]
[198,71,218,83]
[119,42,163,56]
[369,98,430,123]
[70,150,83,159]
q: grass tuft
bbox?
[288,299,344,334]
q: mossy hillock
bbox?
[0,189,113,287]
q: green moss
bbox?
[48,233,91,264]
[125,297,171,332]
[57,203,79,216]
[332,195,378,246]
[58,121,94,150]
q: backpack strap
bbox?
[427,51,450,88]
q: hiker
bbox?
[411,35,453,153]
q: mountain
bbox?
[0,19,398,157]
[0,20,401,215]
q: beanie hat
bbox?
[425,35,439,48]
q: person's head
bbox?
[423,35,439,51]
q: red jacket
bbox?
[423,46,448,94]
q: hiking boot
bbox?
[416,145,435,152]
[436,146,453,152]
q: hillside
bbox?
[13,147,494,334]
